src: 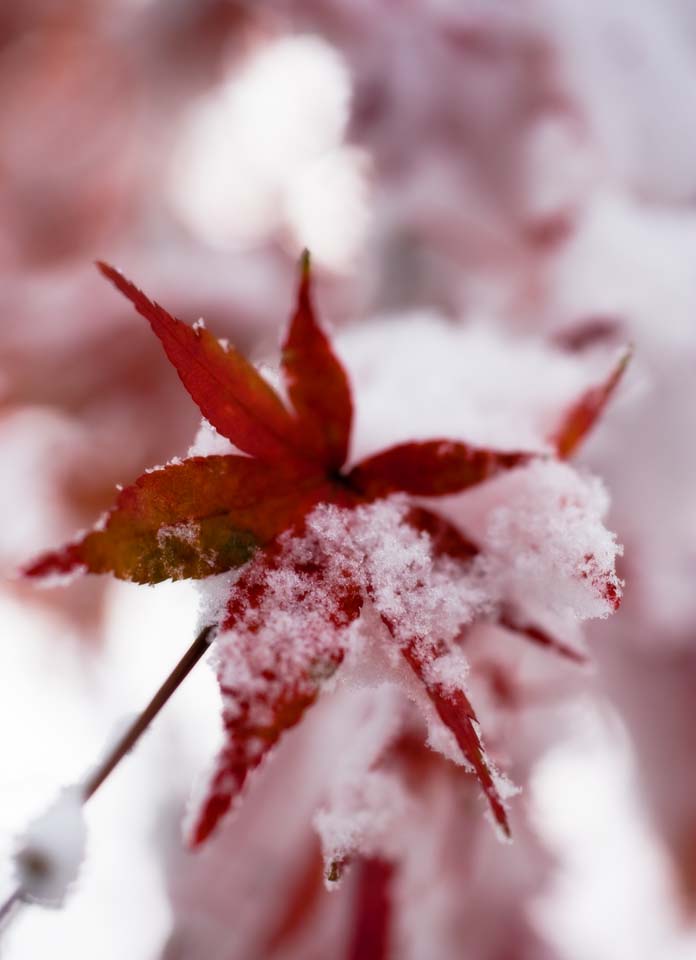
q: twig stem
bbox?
[0,888,22,928]
[83,624,214,800]
[1,624,215,936]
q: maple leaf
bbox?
[347,858,395,960]
[551,347,631,459]
[25,253,626,846]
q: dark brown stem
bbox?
[1,624,215,936]
[83,624,215,800]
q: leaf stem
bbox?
[1,623,215,936]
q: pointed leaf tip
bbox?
[379,615,511,841]
[189,551,363,844]
[25,457,329,584]
[553,346,632,459]
[281,255,353,470]
[97,262,307,465]
[349,441,533,499]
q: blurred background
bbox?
[3,1,696,957]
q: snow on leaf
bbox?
[281,250,353,470]
[189,536,363,845]
[349,440,533,499]
[24,253,626,852]
[305,500,510,834]
[25,457,329,584]
[388,621,511,839]
[97,262,305,465]
[482,460,623,621]
[404,506,480,563]
[315,687,407,887]
[551,347,631,458]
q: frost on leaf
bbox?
[24,253,627,850]
[314,688,408,885]
[189,531,363,845]
[191,499,510,843]
[481,460,623,621]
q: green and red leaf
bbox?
[552,348,631,459]
[282,252,353,470]
[25,456,328,584]
[97,262,304,465]
[349,440,532,499]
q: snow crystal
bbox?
[211,545,357,721]
[306,498,489,654]
[195,462,621,842]
[14,786,87,908]
[143,456,183,475]
[26,565,88,589]
[156,521,200,548]
[423,649,471,692]
[315,768,409,887]
[196,569,241,634]
[206,498,490,783]
[480,460,623,621]
[188,418,235,458]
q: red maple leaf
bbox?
[25,253,627,846]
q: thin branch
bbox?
[1,623,215,937]
[83,623,215,800]
[0,887,22,928]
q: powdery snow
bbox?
[480,460,623,621]
[13,786,87,908]
[194,460,621,847]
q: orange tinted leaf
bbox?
[552,348,631,459]
[97,262,303,465]
[281,252,353,470]
[25,457,327,584]
[349,441,532,498]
